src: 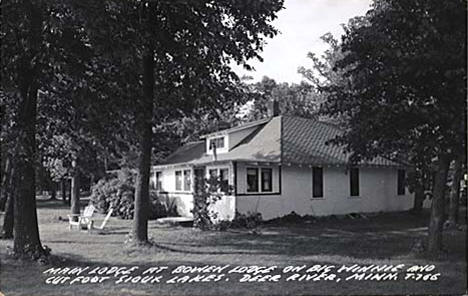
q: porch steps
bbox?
[155,217,194,227]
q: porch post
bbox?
[232,161,237,196]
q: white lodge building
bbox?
[151,107,414,221]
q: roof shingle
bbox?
[157,115,400,167]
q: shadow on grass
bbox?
[148,210,465,260]
[29,206,468,262]
[36,199,90,209]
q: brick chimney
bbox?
[267,100,280,117]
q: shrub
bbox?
[265,211,318,225]
[211,212,263,231]
[266,211,302,225]
[228,212,263,229]
[90,169,168,220]
[192,176,229,230]
[153,192,179,218]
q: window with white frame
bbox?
[155,171,162,190]
[150,172,156,190]
[247,167,274,193]
[219,168,229,193]
[312,167,323,198]
[175,171,182,191]
[397,169,405,195]
[175,169,191,191]
[209,137,225,150]
[208,167,229,193]
[247,168,259,192]
[350,167,359,197]
[209,169,218,179]
[261,168,272,192]
[183,170,191,191]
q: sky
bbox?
[232,0,372,84]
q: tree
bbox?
[244,76,320,121]
[0,155,11,211]
[1,166,15,239]
[319,0,466,256]
[302,31,439,215]
[1,0,99,257]
[447,156,464,226]
[299,32,357,126]
[77,0,284,244]
[2,0,46,257]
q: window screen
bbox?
[397,169,405,195]
[156,171,162,190]
[175,171,182,191]
[350,168,359,197]
[247,168,259,192]
[183,170,191,191]
[219,168,229,193]
[261,168,272,192]
[209,137,225,149]
[312,167,323,198]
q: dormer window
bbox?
[209,137,225,150]
[207,135,228,155]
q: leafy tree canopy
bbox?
[321,0,466,164]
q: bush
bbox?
[192,176,228,230]
[212,212,263,231]
[192,176,263,231]
[265,211,302,225]
[265,211,318,225]
[90,169,168,220]
[229,212,263,229]
[153,192,179,217]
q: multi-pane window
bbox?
[312,167,323,198]
[176,170,191,191]
[209,169,218,179]
[350,168,359,197]
[183,170,191,191]
[247,167,274,193]
[261,168,272,192]
[247,168,259,192]
[207,168,230,193]
[149,172,156,190]
[209,137,225,150]
[175,171,182,191]
[397,169,406,195]
[155,171,162,190]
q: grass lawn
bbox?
[0,199,466,296]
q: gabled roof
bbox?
[200,117,270,138]
[162,141,206,164]
[156,115,400,167]
[281,116,396,166]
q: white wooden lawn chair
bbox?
[86,208,114,233]
[68,204,96,231]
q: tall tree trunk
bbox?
[132,46,154,244]
[67,178,71,206]
[70,170,81,222]
[448,156,462,225]
[49,181,57,200]
[0,157,11,211]
[13,86,44,256]
[2,190,15,239]
[104,157,108,172]
[412,182,425,214]
[12,0,45,258]
[427,154,451,256]
[60,178,67,205]
[1,165,15,238]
